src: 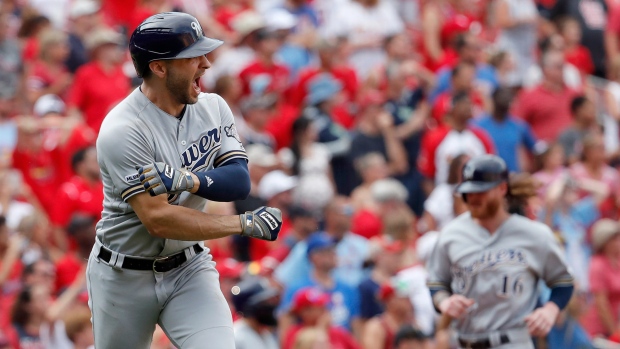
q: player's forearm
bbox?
[188,158,251,202]
[145,204,242,240]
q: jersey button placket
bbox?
[181,140,186,146]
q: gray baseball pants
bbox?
[86,240,235,349]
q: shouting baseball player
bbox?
[427,155,574,349]
[87,12,282,349]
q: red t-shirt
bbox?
[283,324,360,349]
[264,103,300,150]
[54,253,83,294]
[49,176,103,228]
[511,84,578,142]
[238,60,291,97]
[22,37,39,62]
[418,124,494,183]
[101,0,138,27]
[55,125,96,182]
[67,62,130,133]
[565,45,595,75]
[351,209,383,240]
[583,255,620,337]
[27,60,72,101]
[431,91,485,123]
[12,146,62,215]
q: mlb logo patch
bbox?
[125,173,139,182]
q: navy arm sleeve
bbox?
[192,158,251,202]
[548,284,574,311]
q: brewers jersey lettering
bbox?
[427,212,573,335]
[96,88,247,256]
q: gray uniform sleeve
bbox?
[426,234,453,293]
[97,120,155,202]
[213,95,247,168]
[539,226,574,288]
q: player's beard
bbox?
[469,197,502,219]
[166,73,198,105]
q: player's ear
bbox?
[148,60,167,79]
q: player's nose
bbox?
[200,54,211,69]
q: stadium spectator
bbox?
[605,56,620,162]
[430,33,498,102]
[276,196,369,288]
[494,0,538,87]
[53,215,95,294]
[393,325,429,349]
[583,219,620,338]
[351,153,389,212]
[282,287,360,349]
[10,285,51,348]
[358,237,404,321]
[232,276,281,349]
[557,95,600,164]
[49,147,102,244]
[17,15,51,63]
[26,29,72,104]
[65,0,102,73]
[239,93,278,148]
[523,34,583,90]
[549,0,608,77]
[533,143,569,200]
[558,16,595,76]
[67,28,130,133]
[352,178,409,240]
[349,89,409,188]
[361,279,414,349]
[513,50,579,142]
[0,11,22,118]
[418,91,494,186]
[419,154,470,233]
[432,62,488,123]
[474,87,538,172]
[279,232,361,334]
[279,116,334,213]
[263,205,318,265]
[63,305,94,349]
[322,0,404,79]
[238,27,291,97]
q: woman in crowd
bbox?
[279,116,334,213]
[26,30,72,104]
[533,143,567,202]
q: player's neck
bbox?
[141,82,185,117]
[474,210,511,235]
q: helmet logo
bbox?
[191,22,202,37]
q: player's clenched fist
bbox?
[239,207,282,241]
[439,295,476,319]
[137,162,194,196]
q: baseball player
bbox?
[427,155,574,349]
[86,12,282,349]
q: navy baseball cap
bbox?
[306,233,337,258]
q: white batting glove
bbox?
[239,207,282,241]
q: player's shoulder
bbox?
[438,212,475,239]
[507,214,554,239]
[97,89,153,148]
[195,92,231,114]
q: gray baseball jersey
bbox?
[427,212,573,336]
[95,87,247,257]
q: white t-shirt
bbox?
[395,266,436,336]
[424,183,456,230]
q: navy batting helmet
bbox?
[129,12,223,77]
[455,155,509,195]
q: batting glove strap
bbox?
[239,207,282,241]
[138,162,195,197]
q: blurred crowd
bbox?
[2,0,620,348]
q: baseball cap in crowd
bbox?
[246,144,279,168]
[216,258,245,279]
[258,170,297,201]
[33,94,65,117]
[288,205,315,219]
[69,0,100,19]
[264,9,297,32]
[305,74,342,106]
[85,28,124,52]
[592,219,620,253]
[291,287,330,314]
[231,11,266,39]
[370,178,409,203]
[306,232,337,258]
[377,278,410,302]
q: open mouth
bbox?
[192,77,201,93]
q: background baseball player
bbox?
[87,12,282,349]
[427,155,574,349]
